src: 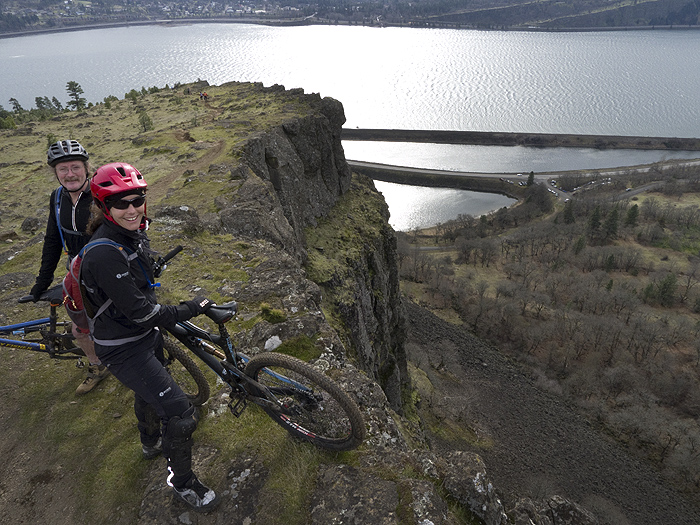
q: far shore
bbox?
[1,16,698,40]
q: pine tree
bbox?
[66,81,87,110]
[588,205,602,233]
[9,97,23,112]
[604,208,619,239]
[138,111,154,132]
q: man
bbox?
[30,139,110,394]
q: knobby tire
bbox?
[243,353,365,451]
[163,338,210,406]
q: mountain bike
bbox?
[162,298,366,451]
[2,286,206,397]
[4,249,366,451]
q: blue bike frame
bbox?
[0,317,54,351]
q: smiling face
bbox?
[108,194,146,231]
[54,160,88,193]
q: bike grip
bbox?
[162,245,183,263]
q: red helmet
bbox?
[91,162,148,227]
[91,162,147,203]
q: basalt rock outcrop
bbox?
[173,82,593,524]
[203,85,409,413]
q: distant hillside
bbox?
[1,0,698,35]
[425,0,700,29]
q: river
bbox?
[2,24,699,230]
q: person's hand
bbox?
[30,284,46,303]
[182,296,214,316]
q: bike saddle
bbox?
[18,285,64,305]
[206,301,238,324]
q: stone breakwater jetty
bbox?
[341,128,700,151]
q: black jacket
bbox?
[80,220,185,347]
[33,186,92,293]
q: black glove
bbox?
[30,283,47,303]
[180,296,214,317]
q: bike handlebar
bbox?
[153,245,183,277]
[162,245,183,263]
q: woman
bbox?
[80,162,219,512]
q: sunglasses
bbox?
[110,195,146,210]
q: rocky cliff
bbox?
[185,82,594,525]
[199,85,409,411]
[0,81,602,524]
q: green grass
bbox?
[10,359,150,520]
[0,80,341,522]
[260,302,287,324]
[304,173,389,304]
[274,335,323,361]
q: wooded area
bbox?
[399,162,700,500]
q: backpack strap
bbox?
[54,186,68,255]
[79,239,156,343]
[55,186,91,255]
[78,238,136,322]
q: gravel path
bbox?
[405,300,700,525]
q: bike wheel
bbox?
[243,353,365,451]
[163,338,210,406]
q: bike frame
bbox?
[0,318,52,350]
[165,320,313,415]
[0,301,78,358]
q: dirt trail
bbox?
[404,300,700,525]
[147,134,225,202]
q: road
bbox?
[347,157,700,201]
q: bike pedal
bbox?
[228,396,247,417]
[75,358,85,369]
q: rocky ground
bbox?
[4,288,700,524]
[404,300,700,525]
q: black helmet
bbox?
[47,140,89,167]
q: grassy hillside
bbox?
[0,81,366,525]
[4,79,506,525]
